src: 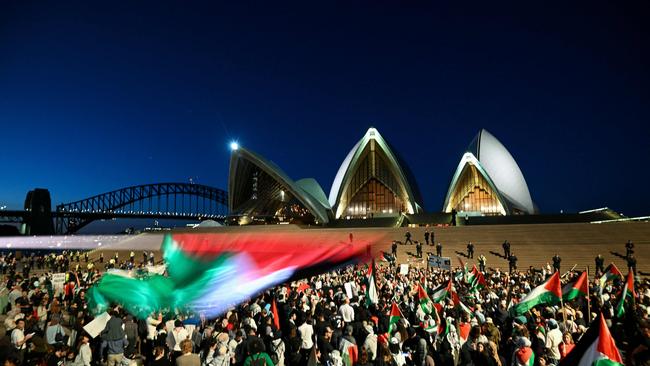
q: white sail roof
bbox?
[328,127,422,218]
[444,129,535,214]
[470,129,535,214]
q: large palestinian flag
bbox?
[558,313,623,366]
[511,272,562,316]
[88,231,382,319]
[615,270,635,318]
[563,271,589,301]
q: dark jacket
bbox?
[101,337,128,355]
[101,316,125,341]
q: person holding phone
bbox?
[11,318,33,364]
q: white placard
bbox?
[315,281,322,290]
[52,273,66,290]
[83,312,111,338]
[147,264,166,275]
[344,282,353,299]
[400,264,409,275]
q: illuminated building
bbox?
[442,129,536,216]
[228,147,331,225]
[328,127,423,219]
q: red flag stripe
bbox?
[597,313,623,363]
[544,272,562,298]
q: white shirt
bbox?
[76,343,92,366]
[545,328,562,360]
[242,317,257,331]
[297,323,314,349]
[363,333,378,360]
[11,328,25,350]
[339,303,355,323]
[172,327,189,351]
[146,316,161,340]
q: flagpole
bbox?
[505,272,513,313]
[559,269,568,330]
[586,266,591,323]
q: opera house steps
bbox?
[84,222,650,282]
[391,222,650,276]
[328,217,401,228]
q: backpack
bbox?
[268,341,280,365]
[249,353,268,366]
[55,325,68,345]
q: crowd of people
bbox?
[0,236,649,366]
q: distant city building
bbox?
[442,129,536,216]
[329,127,423,219]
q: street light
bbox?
[230,141,239,151]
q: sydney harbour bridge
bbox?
[0,183,228,235]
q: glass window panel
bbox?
[447,163,505,216]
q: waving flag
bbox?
[417,283,433,314]
[88,230,383,319]
[271,298,280,330]
[558,313,623,366]
[451,291,473,317]
[615,270,635,318]
[599,263,622,287]
[432,279,453,303]
[563,271,589,301]
[466,265,478,284]
[511,272,562,316]
[470,270,487,291]
[388,302,405,333]
[379,251,394,262]
[296,282,311,293]
[366,259,379,306]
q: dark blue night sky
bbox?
[1,1,649,216]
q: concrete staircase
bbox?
[89,222,650,280]
[391,222,650,276]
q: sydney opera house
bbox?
[227,127,536,226]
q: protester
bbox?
[175,339,200,366]
[558,332,574,360]
[0,240,648,366]
[151,346,171,366]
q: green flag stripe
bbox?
[513,291,560,315]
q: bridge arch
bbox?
[55,183,228,234]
